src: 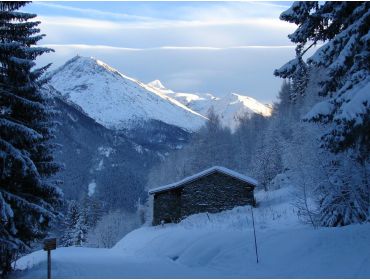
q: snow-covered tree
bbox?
[276,1,370,157]
[251,117,283,191]
[60,200,88,247]
[315,153,369,226]
[60,201,80,247]
[275,51,308,103]
[81,196,104,229]
[275,1,370,225]
[72,212,89,247]
[0,2,61,275]
[234,113,268,174]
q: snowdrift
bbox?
[14,187,370,278]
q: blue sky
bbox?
[24,1,299,103]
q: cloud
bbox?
[41,44,295,51]
[35,1,290,24]
[42,44,142,51]
[39,15,293,30]
[39,16,292,30]
[35,2,295,49]
[30,1,298,103]
[39,16,121,29]
[35,2,158,22]
[246,1,291,9]
[37,15,294,49]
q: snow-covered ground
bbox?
[14,186,370,278]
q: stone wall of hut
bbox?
[180,172,254,218]
[152,171,255,225]
[152,189,181,225]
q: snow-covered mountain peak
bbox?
[148,80,168,91]
[48,56,271,132]
[150,82,272,130]
[47,56,206,131]
[58,56,141,85]
[229,93,272,117]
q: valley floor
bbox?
[14,187,370,278]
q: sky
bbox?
[23,1,300,103]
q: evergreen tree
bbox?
[276,80,292,114]
[0,2,62,275]
[60,200,80,247]
[81,196,104,229]
[192,107,234,171]
[275,1,370,225]
[60,200,88,247]
[291,55,308,101]
[274,80,296,139]
[275,1,370,157]
[274,50,308,103]
[316,153,369,226]
[72,210,88,247]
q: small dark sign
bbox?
[43,238,57,251]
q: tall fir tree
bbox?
[0,2,62,275]
[275,1,370,158]
[60,201,80,247]
[81,196,104,229]
[73,208,89,246]
[275,1,370,225]
[60,200,88,247]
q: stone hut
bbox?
[149,166,258,226]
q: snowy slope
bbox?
[15,186,370,278]
[147,80,272,131]
[47,56,206,131]
[213,93,272,131]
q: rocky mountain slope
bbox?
[50,93,160,210]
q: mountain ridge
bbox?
[47,55,271,133]
[147,79,272,130]
[47,56,206,132]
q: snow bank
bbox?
[14,186,370,278]
[113,195,370,278]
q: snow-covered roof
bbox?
[148,166,258,195]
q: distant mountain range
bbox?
[147,80,272,131]
[48,55,271,133]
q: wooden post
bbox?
[47,250,51,279]
[43,238,57,279]
[251,206,259,263]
